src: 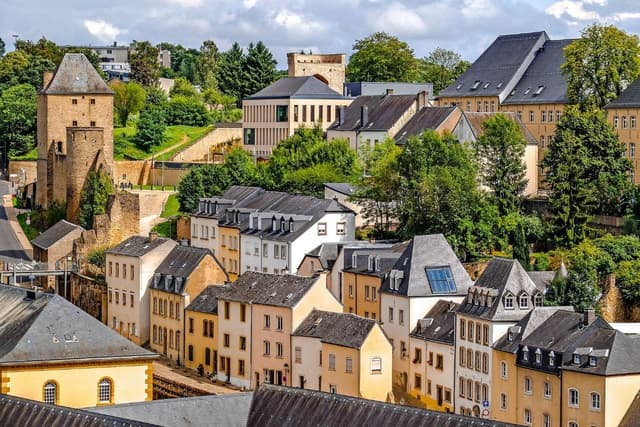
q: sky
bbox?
[2,0,640,67]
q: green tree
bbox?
[244,41,278,98]
[0,50,56,91]
[346,32,420,82]
[0,38,5,57]
[145,86,168,106]
[421,47,470,94]
[110,80,146,127]
[615,260,640,305]
[135,106,166,149]
[217,43,245,103]
[542,106,632,247]
[0,84,37,160]
[130,41,160,87]
[563,24,640,109]
[224,147,257,186]
[165,96,210,126]
[169,77,199,98]
[474,113,527,216]
[177,167,206,212]
[197,40,220,89]
[79,169,115,230]
[283,164,347,198]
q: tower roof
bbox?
[41,53,113,95]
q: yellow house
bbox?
[0,284,156,408]
[149,244,227,362]
[291,309,392,402]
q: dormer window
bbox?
[234,211,239,223]
[394,276,402,290]
[534,293,543,307]
[483,82,491,89]
[535,348,542,364]
[487,295,493,307]
[519,293,529,309]
[280,218,285,232]
[289,218,294,232]
[496,81,503,88]
[524,87,531,95]
[573,354,581,365]
[534,85,545,95]
[368,256,373,271]
[522,346,529,362]
[456,82,463,90]
[374,256,380,272]
[272,216,277,231]
[471,80,481,90]
[589,356,596,367]
[549,351,555,367]
[467,289,474,304]
[473,291,480,305]
[352,253,357,268]
[507,332,514,342]
[504,293,514,310]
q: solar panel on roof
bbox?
[426,267,457,293]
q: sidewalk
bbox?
[153,356,241,395]
[1,194,33,258]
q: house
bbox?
[408,300,459,412]
[242,76,352,159]
[454,257,546,418]
[149,244,227,361]
[326,93,426,150]
[216,271,342,389]
[394,106,465,145]
[106,233,176,345]
[0,284,157,408]
[324,183,364,228]
[291,309,392,401]
[31,219,84,291]
[379,234,472,401]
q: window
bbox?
[544,381,551,398]
[44,382,57,405]
[346,357,353,373]
[276,105,288,122]
[631,143,636,158]
[274,245,280,259]
[534,293,543,307]
[264,314,271,329]
[425,267,457,293]
[276,342,284,358]
[557,110,561,121]
[632,116,637,128]
[72,99,78,105]
[523,346,529,362]
[615,116,620,128]
[281,245,287,260]
[263,340,271,356]
[223,333,230,347]
[482,384,488,402]
[348,285,353,298]
[549,351,556,367]
[109,289,113,303]
[98,378,112,403]
[543,414,551,427]
[414,348,422,364]
[329,354,336,371]
[90,98,96,105]
[459,347,466,367]
[474,381,481,402]
[568,423,578,427]
[294,346,303,363]
[459,377,465,397]
[467,349,473,368]
[371,357,382,373]
[529,111,535,122]
[90,121,96,127]
[293,105,299,121]
[573,353,581,364]
[336,222,346,235]
[436,354,444,370]
[239,359,245,376]
[130,292,134,307]
[548,110,554,122]
[589,356,596,367]
[399,310,404,325]
[240,336,247,350]
[590,392,600,410]
[482,325,489,345]
[203,319,209,337]
[541,111,546,122]
[535,348,542,364]
[482,353,488,373]
[276,315,283,331]
[388,307,394,323]
[244,128,255,145]
[329,384,337,394]
[468,321,474,341]
[365,286,370,300]
[524,408,531,425]
[460,319,466,339]
[524,377,532,394]
[500,392,507,409]
[414,374,421,389]
[504,293,514,309]
[188,345,194,361]
[476,324,481,343]
[263,243,268,257]
[302,105,307,121]
[540,135,545,149]
[317,223,327,235]
[519,293,529,309]
[153,325,157,343]
[224,301,230,319]
[569,388,579,407]
[475,351,481,371]
[115,291,119,305]
[501,361,508,379]
[623,116,628,128]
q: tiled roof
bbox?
[247,384,521,427]
[410,300,459,344]
[395,107,457,145]
[42,53,113,95]
[328,94,417,132]
[463,112,537,146]
[151,246,224,295]
[0,285,156,366]
[31,219,84,250]
[0,394,159,427]
[185,285,227,314]
[605,77,640,109]
[219,271,321,308]
[245,76,346,100]
[107,235,174,257]
[292,310,379,349]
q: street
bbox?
[0,180,31,264]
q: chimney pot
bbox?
[149,231,158,242]
[584,308,596,326]
[386,88,394,95]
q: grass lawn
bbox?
[152,219,177,239]
[161,194,180,218]
[10,148,38,161]
[114,125,213,160]
[17,212,42,241]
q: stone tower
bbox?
[287,52,346,94]
[36,54,114,222]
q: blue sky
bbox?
[2,0,640,67]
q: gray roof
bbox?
[395,107,458,145]
[380,234,473,297]
[247,384,520,427]
[89,393,253,427]
[107,235,174,257]
[439,31,548,101]
[31,219,84,250]
[220,271,322,308]
[605,77,640,109]
[527,270,556,292]
[292,310,380,349]
[303,242,340,270]
[42,53,113,95]
[0,285,156,366]
[194,186,264,217]
[502,39,572,105]
[185,285,227,314]
[620,390,640,427]
[0,393,159,427]
[328,94,416,132]
[463,112,537,146]
[324,182,355,196]
[410,300,459,345]
[151,246,223,295]
[343,243,408,278]
[245,76,346,100]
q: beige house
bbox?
[149,244,227,361]
[242,76,352,159]
[292,309,393,402]
[106,233,176,345]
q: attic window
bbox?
[510,89,517,96]
[289,218,294,232]
[522,346,529,362]
[483,82,491,89]
[496,81,503,89]
[534,85,545,95]
[456,83,463,90]
[280,218,285,232]
[549,351,555,367]
[352,253,358,268]
[524,87,532,95]
[573,354,581,364]
[425,267,457,293]
[471,81,481,90]
[589,356,596,367]
[504,293,514,310]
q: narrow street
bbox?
[0,180,31,264]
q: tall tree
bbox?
[79,169,115,230]
[244,41,278,98]
[474,113,527,216]
[542,106,632,247]
[346,32,420,82]
[0,84,37,161]
[129,41,160,87]
[421,47,470,94]
[217,43,245,104]
[135,106,166,150]
[0,49,56,91]
[110,80,146,127]
[197,40,220,89]
[562,24,640,109]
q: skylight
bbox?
[426,267,457,293]
[534,85,545,95]
[456,83,463,90]
[471,81,481,90]
[483,82,491,89]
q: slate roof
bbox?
[292,309,380,349]
[502,39,572,105]
[463,112,537,146]
[89,393,253,427]
[605,77,640,109]
[343,242,408,278]
[245,76,346,100]
[107,235,173,257]
[0,393,159,427]
[302,242,340,270]
[0,285,156,366]
[527,270,556,292]
[410,300,459,345]
[185,285,227,314]
[619,390,640,427]
[395,107,457,145]
[151,246,223,295]
[31,219,84,250]
[193,186,264,217]
[324,182,355,196]
[219,271,322,308]
[380,234,472,297]
[42,53,113,95]
[247,384,520,427]
[328,94,416,132]
[439,31,548,101]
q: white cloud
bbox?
[273,9,325,34]
[462,0,499,20]
[612,12,640,21]
[371,3,427,37]
[83,20,124,43]
[163,0,203,7]
[243,0,257,8]
[545,1,600,20]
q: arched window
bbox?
[482,352,489,373]
[98,378,113,404]
[504,293,514,309]
[534,293,544,307]
[568,388,579,407]
[500,361,508,379]
[175,331,180,351]
[519,293,529,309]
[205,347,211,365]
[43,381,57,405]
[590,391,601,410]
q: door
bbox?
[255,372,260,388]
[276,370,283,385]
[213,351,218,374]
[437,385,443,407]
[163,328,167,355]
[299,375,305,389]
[225,357,231,382]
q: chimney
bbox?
[339,106,346,126]
[43,72,54,89]
[25,290,37,301]
[149,231,158,242]
[180,239,189,246]
[417,90,427,110]
[386,88,394,96]
[584,309,596,326]
[360,105,369,128]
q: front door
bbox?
[213,351,218,374]
[299,375,305,389]
[225,357,231,382]
[437,385,443,406]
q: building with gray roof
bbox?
[293,309,379,349]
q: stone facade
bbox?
[70,272,107,324]
[287,53,346,94]
[94,192,141,247]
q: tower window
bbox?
[72,120,78,126]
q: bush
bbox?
[165,96,211,126]
[135,106,166,150]
[87,247,107,268]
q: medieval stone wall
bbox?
[287,52,346,94]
